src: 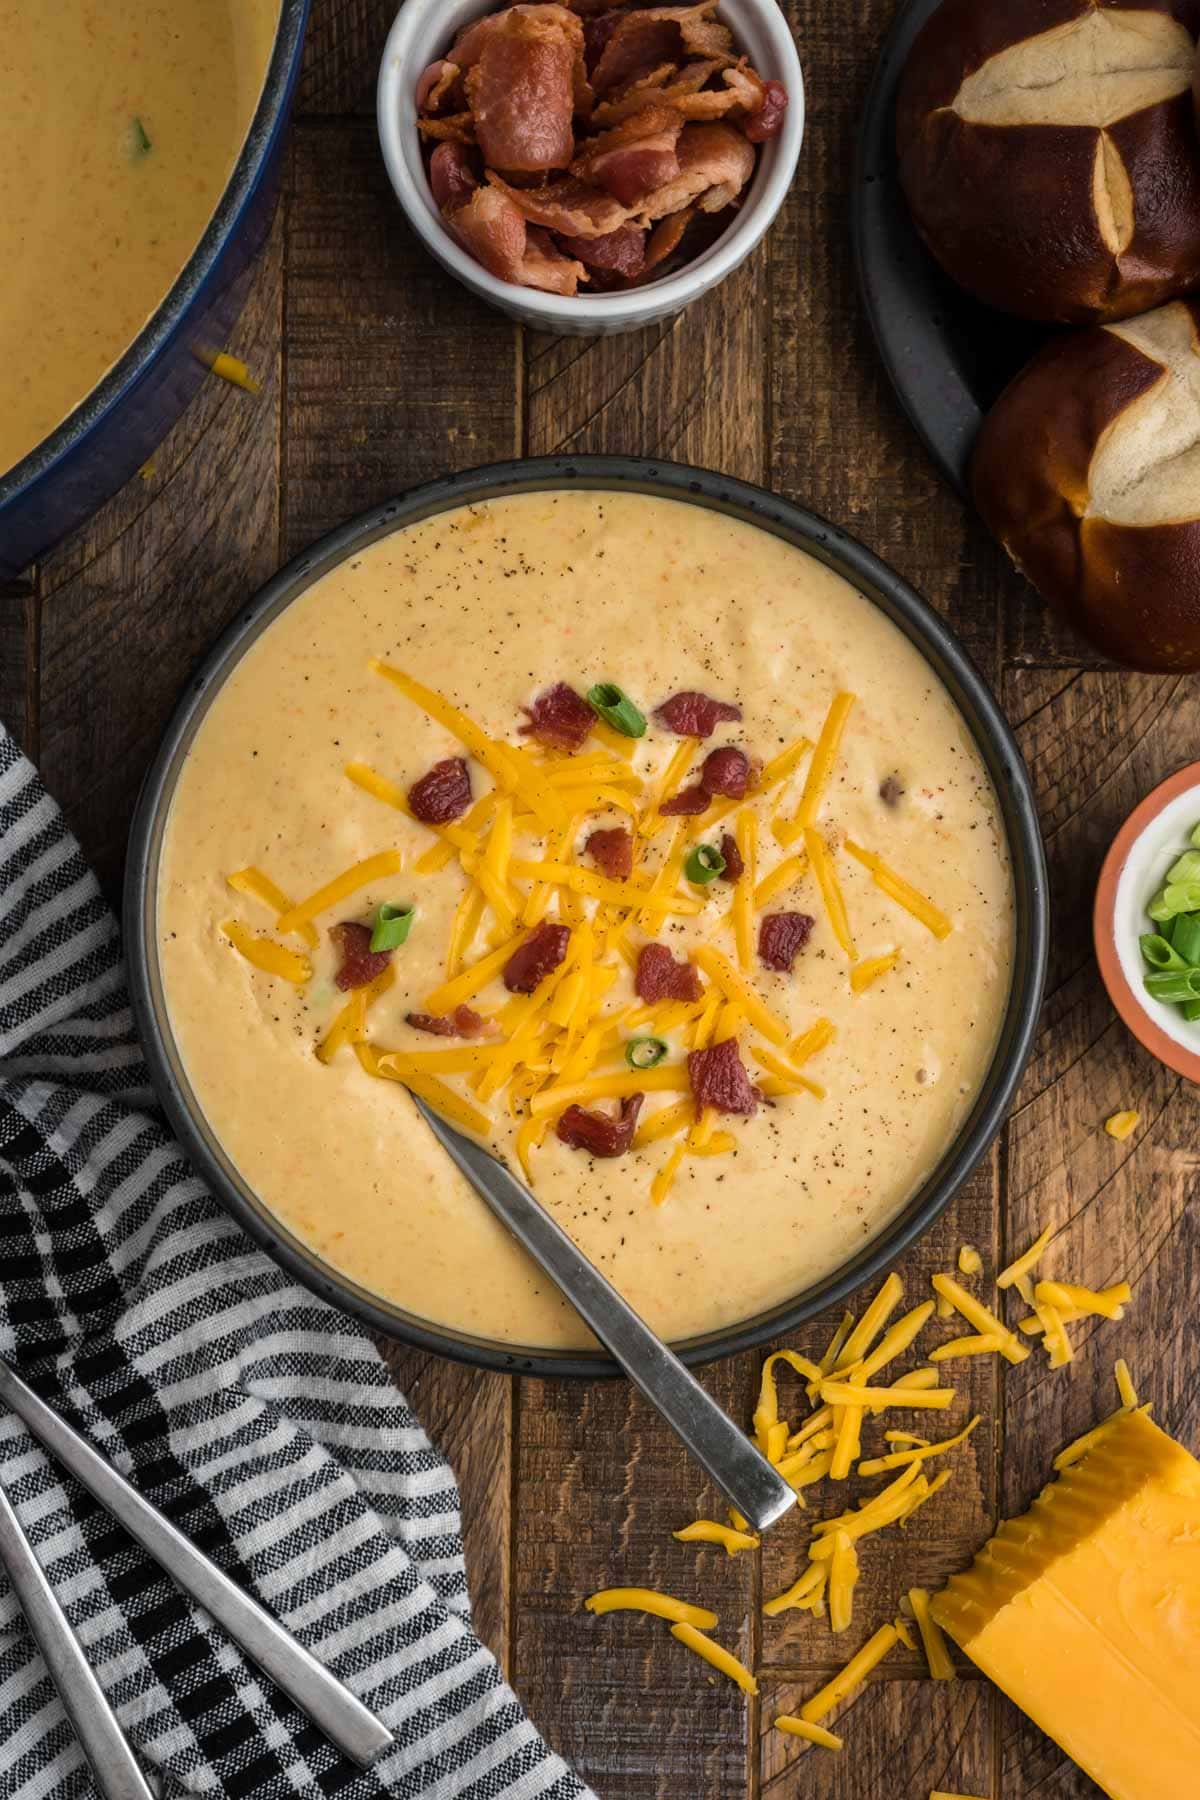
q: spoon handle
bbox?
[0,1480,154,1800]
[412,1099,797,1533]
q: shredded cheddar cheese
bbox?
[357,1042,492,1138]
[763,1564,827,1618]
[585,1588,717,1629]
[850,949,900,993]
[226,868,317,948]
[930,1273,1028,1365]
[956,1245,983,1276]
[820,1381,955,1411]
[856,1416,979,1477]
[668,1623,757,1695]
[996,1223,1053,1291]
[651,1141,686,1206]
[909,1587,955,1680]
[207,351,260,393]
[753,852,807,911]
[843,838,953,939]
[929,1333,1008,1362]
[800,1623,898,1722]
[778,690,856,843]
[316,965,396,1064]
[787,1016,835,1066]
[275,850,403,935]
[828,1529,859,1633]
[804,828,856,959]
[774,1716,843,1751]
[1034,1279,1131,1321]
[219,919,311,984]
[1104,1109,1140,1140]
[732,808,757,972]
[673,1520,760,1554]
[693,944,789,1045]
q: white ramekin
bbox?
[376,0,805,336]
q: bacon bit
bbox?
[583,9,622,71]
[330,922,391,992]
[660,782,710,816]
[409,756,472,824]
[429,141,479,212]
[636,942,702,1003]
[719,831,744,882]
[416,59,465,115]
[558,221,647,278]
[879,774,905,807]
[406,1005,496,1038]
[699,745,750,798]
[758,911,815,973]
[743,77,788,142]
[689,1036,758,1115]
[556,1093,644,1157]
[586,826,634,879]
[654,690,742,737]
[464,4,583,173]
[504,921,571,992]
[519,681,595,751]
[643,202,695,272]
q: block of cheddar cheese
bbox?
[933,1410,1200,1799]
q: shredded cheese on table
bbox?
[774,1716,842,1751]
[929,1333,1007,1361]
[956,1244,982,1276]
[763,1564,827,1617]
[856,1415,980,1476]
[1104,1109,1140,1140]
[584,1588,716,1629]
[800,1623,898,1722]
[820,1381,955,1411]
[930,1273,1028,1365]
[1034,1279,1131,1320]
[673,1520,760,1555]
[909,1587,956,1680]
[996,1223,1052,1291]
[668,1623,757,1695]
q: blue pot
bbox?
[0,0,311,579]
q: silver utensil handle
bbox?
[412,1100,796,1533]
[0,1360,393,1768]
[0,1481,154,1800]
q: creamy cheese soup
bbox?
[0,0,279,479]
[159,492,1014,1350]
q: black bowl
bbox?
[0,0,310,577]
[125,456,1049,1376]
[852,0,1052,495]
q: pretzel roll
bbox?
[897,0,1200,323]
[973,299,1200,670]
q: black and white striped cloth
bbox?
[0,725,592,1799]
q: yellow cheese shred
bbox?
[929,1333,1008,1361]
[804,828,856,959]
[857,1415,980,1477]
[632,1099,695,1147]
[219,919,311,984]
[530,1066,686,1117]
[446,884,486,979]
[843,838,953,940]
[830,1400,863,1480]
[514,1114,549,1184]
[422,927,527,1013]
[749,1045,823,1100]
[800,1623,898,1722]
[732,808,757,972]
[668,1624,757,1695]
[693,944,789,1045]
[820,1380,954,1412]
[773,1716,842,1751]
[639,822,688,935]
[929,1792,990,1800]
[779,690,856,843]
[930,1273,1029,1365]
[759,735,813,792]
[226,868,317,948]
[828,1530,859,1633]
[586,1588,718,1629]
[355,1043,491,1139]
[753,1349,824,1449]
[651,1141,687,1207]
[908,1587,955,1680]
[641,739,696,838]
[1034,1279,1131,1320]
[344,760,409,813]
[836,1273,904,1370]
[763,1564,827,1618]
[673,1520,760,1555]
[852,1300,936,1383]
[1033,1299,1074,1369]
[817,1311,855,1379]
[956,1245,983,1276]
[996,1222,1053,1291]
[1104,1108,1140,1140]
[275,850,403,935]
[787,1016,835,1066]
[1115,1357,1138,1409]
[315,964,396,1064]
[207,351,261,393]
[850,949,900,993]
[753,852,807,911]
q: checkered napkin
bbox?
[0,725,592,1799]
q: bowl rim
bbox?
[124,454,1049,1377]
[1094,761,1200,1086]
[374,0,805,327]
[0,0,310,514]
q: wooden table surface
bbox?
[4,2,1198,1794]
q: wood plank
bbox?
[283,120,520,554]
[382,1346,513,1674]
[759,1159,1000,1679]
[0,583,37,760]
[761,1676,995,1798]
[1000,666,1200,1516]
[997,1693,1105,1800]
[32,215,285,896]
[513,1360,756,1798]
[298,0,395,117]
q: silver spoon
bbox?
[410,1096,797,1534]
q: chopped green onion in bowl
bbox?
[625,1036,668,1070]
[684,843,725,885]
[1141,824,1200,1025]
[370,902,415,952]
[587,683,646,738]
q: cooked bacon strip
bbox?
[406,1005,495,1038]
[589,58,723,127]
[430,141,480,212]
[590,2,732,96]
[556,1093,644,1158]
[637,121,755,221]
[417,112,477,145]
[689,1036,758,1115]
[654,689,742,736]
[466,4,584,172]
[718,830,743,882]
[643,202,695,272]
[504,921,571,993]
[744,75,787,141]
[660,783,709,816]
[558,222,647,278]
[519,681,595,750]
[416,59,465,114]
[449,13,504,68]
[699,746,749,798]
[636,942,702,1003]
[448,183,588,293]
[758,911,815,973]
[487,171,630,240]
[330,922,391,992]
[409,756,472,824]
[571,105,682,205]
[586,827,634,879]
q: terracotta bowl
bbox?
[1094,762,1200,1085]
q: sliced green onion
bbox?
[370,902,415,952]
[1166,850,1200,886]
[1172,913,1200,965]
[1164,881,1200,917]
[130,117,152,155]
[1183,997,1200,1022]
[1161,913,1179,943]
[1148,888,1174,923]
[1140,933,1187,971]
[1191,821,1200,851]
[587,683,646,738]
[1144,967,1200,1003]
[625,1036,668,1070]
[684,843,726,885]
